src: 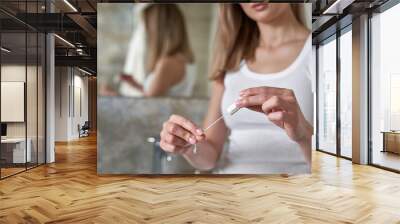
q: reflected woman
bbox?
[120,4,196,97]
[159,3,313,174]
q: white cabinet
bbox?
[1,138,32,163]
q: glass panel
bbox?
[312,46,317,150]
[27,0,39,169]
[340,30,352,158]
[38,32,45,165]
[318,37,337,154]
[371,3,400,171]
[27,31,38,169]
[0,1,46,178]
[1,31,27,177]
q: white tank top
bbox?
[218,35,314,174]
[143,64,196,97]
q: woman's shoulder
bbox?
[290,29,311,53]
[153,54,186,84]
[155,54,187,74]
[299,28,311,40]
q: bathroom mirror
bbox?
[97,3,217,99]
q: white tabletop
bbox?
[1,138,27,143]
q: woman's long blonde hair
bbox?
[209,4,309,81]
[143,4,194,73]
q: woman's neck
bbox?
[257,11,305,48]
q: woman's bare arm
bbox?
[181,80,228,170]
[119,56,185,97]
[120,73,144,91]
[159,80,228,171]
[144,56,185,97]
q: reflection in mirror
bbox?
[98,3,216,98]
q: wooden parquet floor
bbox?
[1,135,400,224]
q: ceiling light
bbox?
[54,34,75,48]
[78,67,92,76]
[1,47,11,53]
[323,0,354,15]
[63,0,78,12]
[76,48,85,56]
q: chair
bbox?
[78,121,90,138]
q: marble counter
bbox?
[98,96,209,174]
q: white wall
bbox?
[1,65,40,137]
[71,73,89,138]
[55,67,89,141]
[1,64,46,164]
[1,66,26,138]
[55,67,69,141]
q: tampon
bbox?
[192,103,241,154]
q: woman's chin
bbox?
[254,15,277,24]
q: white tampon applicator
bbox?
[227,103,241,115]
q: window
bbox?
[0,1,46,179]
[339,29,352,158]
[390,74,400,130]
[317,37,337,154]
[371,2,400,171]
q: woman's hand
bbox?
[160,115,205,154]
[98,83,118,96]
[119,74,134,82]
[236,87,312,145]
[119,73,143,91]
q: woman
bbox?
[160,3,313,174]
[120,4,196,97]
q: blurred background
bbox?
[98,3,218,98]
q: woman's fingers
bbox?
[120,74,132,81]
[159,114,204,154]
[266,110,286,128]
[262,97,299,129]
[164,122,196,144]
[236,88,296,112]
[169,115,203,136]
[159,140,188,154]
[235,94,268,109]
[240,86,289,97]
[239,87,310,144]
[160,131,188,146]
[261,95,290,113]
[235,93,293,127]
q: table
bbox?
[1,138,31,164]
[381,131,400,154]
